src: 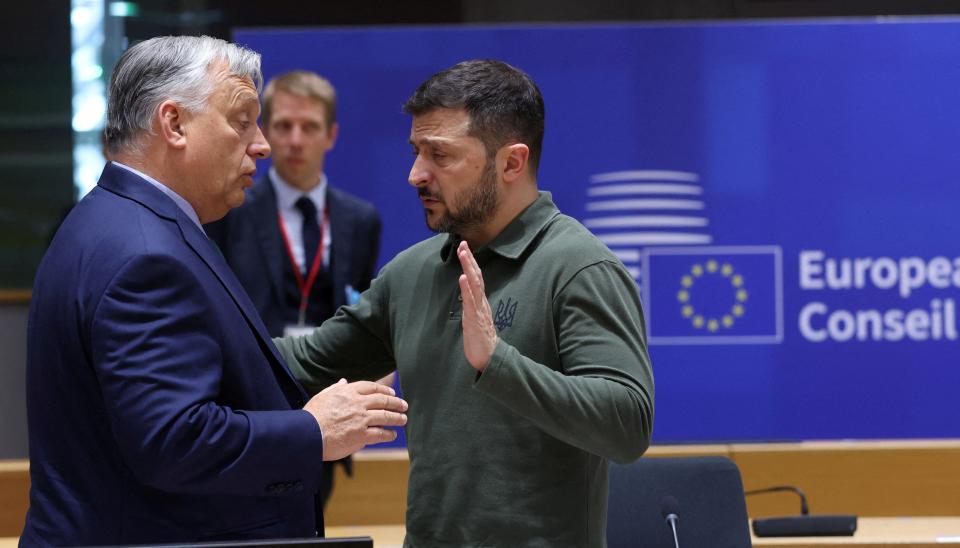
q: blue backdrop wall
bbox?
[235,19,960,442]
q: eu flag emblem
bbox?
[642,246,783,344]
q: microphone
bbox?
[746,485,857,537]
[660,496,680,548]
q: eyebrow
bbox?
[409,136,456,147]
[232,90,261,109]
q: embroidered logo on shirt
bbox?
[493,297,518,331]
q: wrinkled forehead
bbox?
[409,108,473,143]
[208,61,261,109]
[229,79,260,108]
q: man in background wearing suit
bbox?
[22,36,406,546]
[206,70,382,507]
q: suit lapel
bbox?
[181,216,307,403]
[99,164,307,404]
[326,188,352,310]
[249,179,287,309]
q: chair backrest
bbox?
[607,456,752,548]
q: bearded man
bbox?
[275,59,654,547]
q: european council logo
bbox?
[642,246,783,345]
[581,170,712,283]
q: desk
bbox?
[3,518,960,547]
[6,442,960,534]
[753,517,960,547]
[323,442,960,526]
[330,518,960,548]
[326,525,404,548]
[336,519,960,547]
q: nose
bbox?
[288,125,304,147]
[408,154,430,188]
[249,125,271,159]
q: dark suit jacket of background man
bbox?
[206,176,381,337]
[22,163,325,545]
[205,176,381,503]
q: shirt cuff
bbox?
[473,337,512,391]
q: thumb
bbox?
[338,378,348,385]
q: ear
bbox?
[157,100,187,150]
[500,143,530,184]
[326,121,340,151]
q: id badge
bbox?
[283,324,317,338]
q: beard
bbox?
[421,158,499,235]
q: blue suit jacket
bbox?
[22,163,325,546]
[206,176,381,338]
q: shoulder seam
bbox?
[552,258,626,306]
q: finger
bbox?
[459,253,488,313]
[460,270,492,328]
[457,245,481,288]
[457,242,480,282]
[459,274,476,317]
[456,240,471,262]
[464,245,485,292]
[365,427,398,445]
[350,380,396,396]
[368,409,408,427]
[364,393,408,412]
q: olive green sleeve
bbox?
[473,260,654,464]
[274,274,397,396]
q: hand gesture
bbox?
[303,378,407,461]
[457,241,499,372]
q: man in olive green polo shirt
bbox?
[275,59,654,547]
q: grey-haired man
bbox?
[22,35,406,546]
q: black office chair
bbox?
[607,456,752,548]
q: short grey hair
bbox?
[105,35,262,155]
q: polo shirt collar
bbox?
[441,191,560,263]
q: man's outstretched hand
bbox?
[303,378,407,461]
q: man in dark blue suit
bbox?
[22,36,406,546]
[206,71,384,507]
[207,71,381,339]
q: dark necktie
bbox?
[295,196,320,275]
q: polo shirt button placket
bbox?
[450,291,463,320]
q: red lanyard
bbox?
[277,207,329,324]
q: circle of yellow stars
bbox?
[676,259,748,332]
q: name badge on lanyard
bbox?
[277,207,328,331]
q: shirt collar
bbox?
[111,161,203,230]
[441,191,560,263]
[269,167,328,212]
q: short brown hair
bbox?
[262,70,337,127]
[403,60,545,174]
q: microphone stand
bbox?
[746,485,857,537]
[666,513,680,548]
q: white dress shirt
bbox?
[270,167,331,274]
